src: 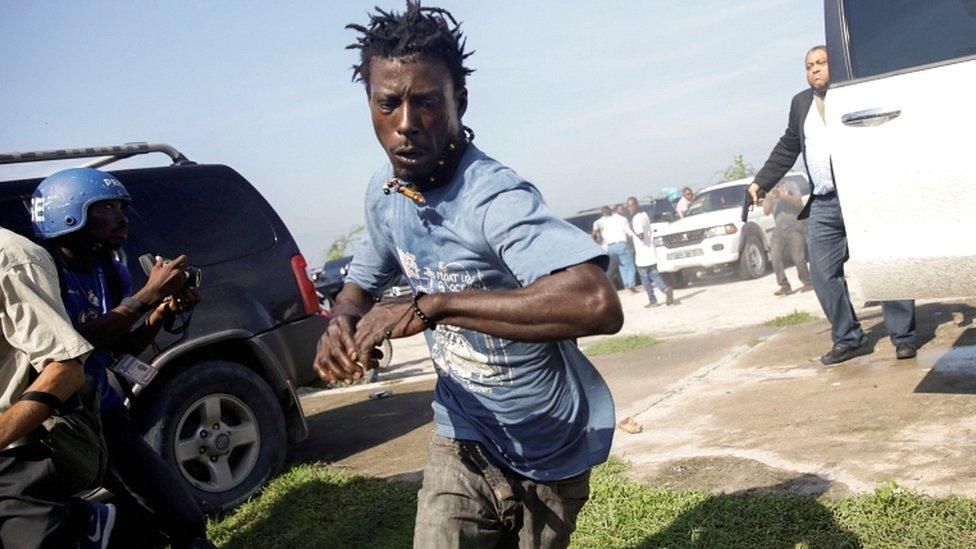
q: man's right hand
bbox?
[139,255,189,304]
[314,314,368,384]
[747,182,762,205]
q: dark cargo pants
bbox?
[0,444,87,549]
[413,436,590,549]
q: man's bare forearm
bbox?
[333,283,379,320]
[422,263,622,342]
[122,319,163,356]
[0,401,54,448]
[0,360,84,448]
[76,306,149,349]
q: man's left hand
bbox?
[352,300,429,363]
[149,288,201,326]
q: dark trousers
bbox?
[413,436,590,548]
[806,193,916,347]
[637,264,670,304]
[0,444,87,549]
[101,406,207,548]
[771,224,811,287]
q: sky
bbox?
[0,1,822,264]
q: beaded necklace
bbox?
[382,126,474,205]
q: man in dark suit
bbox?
[747,45,917,365]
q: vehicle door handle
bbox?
[841,108,901,127]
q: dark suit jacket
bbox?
[754,87,819,219]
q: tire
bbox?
[661,271,688,289]
[141,361,287,514]
[737,233,769,279]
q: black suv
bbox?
[0,143,327,513]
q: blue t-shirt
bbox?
[346,144,616,481]
[60,260,131,411]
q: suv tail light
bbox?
[290,254,321,316]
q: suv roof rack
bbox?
[0,142,193,170]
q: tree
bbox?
[324,225,364,262]
[721,154,757,182]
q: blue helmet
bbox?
[31,168,131,239]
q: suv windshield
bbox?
[686,185,746,216]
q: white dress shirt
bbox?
[803,99,836,195]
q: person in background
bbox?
[748,45,916,364]
[594,205,638,292]
[675,187,694,218]
[591,206,621,287]
[626,197,674,307]
[763,178,813,296]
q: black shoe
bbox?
[820,343,869,365]
[896,343,917,359]
[665,288,674,305]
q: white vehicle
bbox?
[654,173,809,287]
[824,0,976,300]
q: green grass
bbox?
[209,459,976,548]
[207,464,419,548]
[584,334,662,356]
[764,309,815,328]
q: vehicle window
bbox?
[649,200,676,223]
[686,185,746,216]
[123,173,277,267]
[845,0,976,78]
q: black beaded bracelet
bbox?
[412,292,437,331]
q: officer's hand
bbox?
[141,255,189,303]
[148,288,201,327]
[314,315,367,384]
[747,182,762,205]
[163,287,201,314]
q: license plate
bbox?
[667,249,704,260]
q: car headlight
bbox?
[705,224,738,237]
[653,237,664,246]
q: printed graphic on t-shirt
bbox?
[395,246,512,390]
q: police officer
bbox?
[32,168,211,549]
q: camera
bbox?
[138,253,202,288]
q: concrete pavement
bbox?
[294,273,976,497]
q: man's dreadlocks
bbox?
[346,1,474,92]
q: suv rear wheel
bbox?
[142,361,286,514]
[737,233,769,279]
